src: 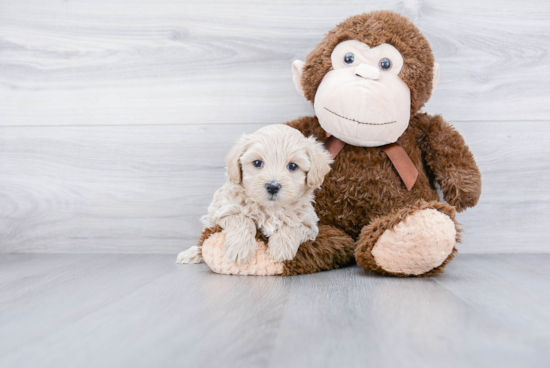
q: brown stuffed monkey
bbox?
[197,10,481,277]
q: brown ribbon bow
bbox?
[323,135,418,191]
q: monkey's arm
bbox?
[415,114,481,212]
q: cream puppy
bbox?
[177,124,332,265]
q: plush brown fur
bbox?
[282,225,356,276]
[284,11,481,277]
[414,114,482,211]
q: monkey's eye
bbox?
[379,58,392,71]
[344,52,355,65]
[253,160,263,168]
[287,163,298,171]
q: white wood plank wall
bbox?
[1,0,549,253]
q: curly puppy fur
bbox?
[188,124,332,265]
[282,11,481,276]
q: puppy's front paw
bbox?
[268,232,300,262]
[176,246,204,264]
[224,231,257,264]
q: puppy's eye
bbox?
[379,58,392,71]
[344,52,355,65]
[253,160,263,168]
[287,163,298,171]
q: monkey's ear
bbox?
[292,60,306,98]
[305,137,333,189]
[225,135,250,185]
[432,62,440,94]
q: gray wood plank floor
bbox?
[1,254,549,368]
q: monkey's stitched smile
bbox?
[324,107,397,126]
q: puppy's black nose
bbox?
[265,183,281,195]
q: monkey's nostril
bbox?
[265,183,281,195]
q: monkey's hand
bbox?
[436,166,482,212]
[218,214,257,264]
[416,114,482,212]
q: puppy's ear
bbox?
[225,134,250,184]
[305,137,333,189]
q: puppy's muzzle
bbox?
[265,182,281,195]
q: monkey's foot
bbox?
[202,233,284,276]
[199,225,355,276]
[355,201,460,277]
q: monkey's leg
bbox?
[198,225,355,276]
[355,200,460,277]
[282,225,355,275]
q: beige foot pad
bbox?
[202,233,284,276]
[372,209,456,275]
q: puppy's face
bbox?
[226,125,332,207]
[240,142,309,206]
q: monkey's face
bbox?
[292,39,413,147]
[314,40,411,147]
